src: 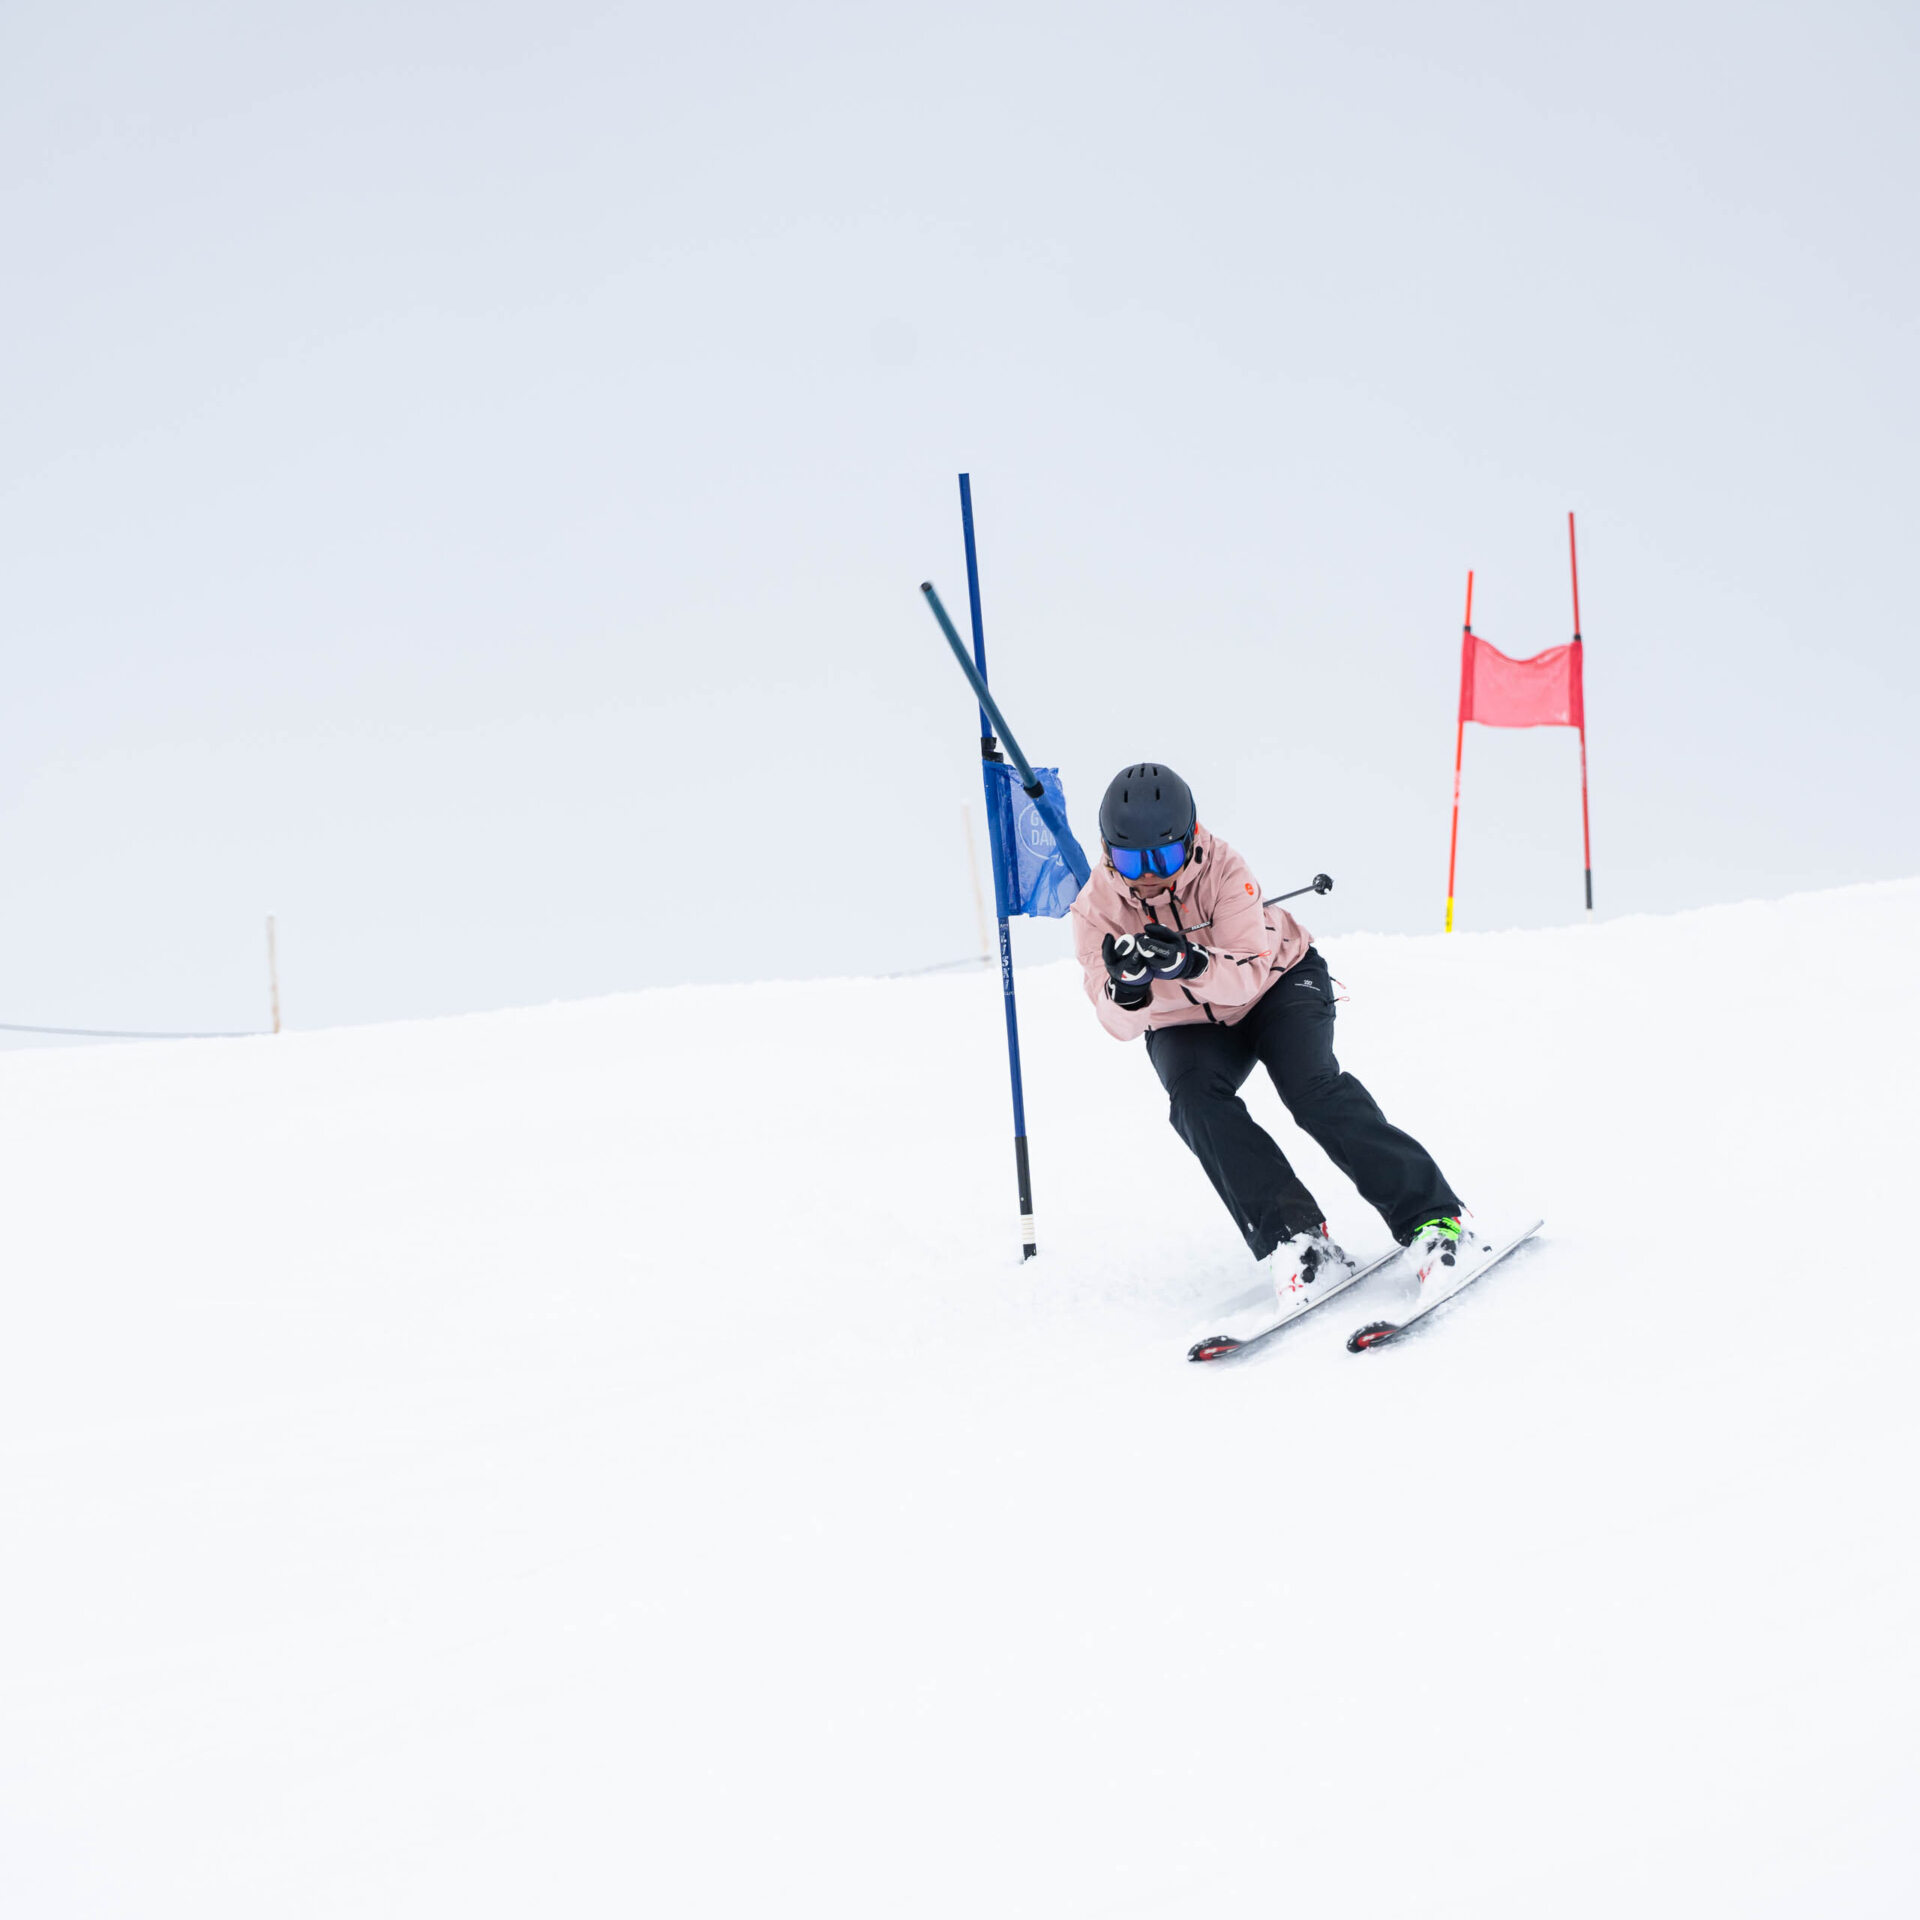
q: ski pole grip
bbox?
[1263,874,1334,906]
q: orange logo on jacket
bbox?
[1245,882,1256,896]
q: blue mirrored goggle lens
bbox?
[1109,840,1188,880]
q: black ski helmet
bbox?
[1098,763,1196,851]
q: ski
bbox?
[1345,1219,1544,1352]
[1188,1248,1402,1363]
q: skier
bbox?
[1071,762,1482,1319]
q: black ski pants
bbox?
[1144,949,1460,1260]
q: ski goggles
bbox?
[1107,839,1190,881]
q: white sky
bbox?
[3,0,1915,1038]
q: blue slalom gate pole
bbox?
[959,472,1037,1260]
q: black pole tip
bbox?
[1314,873,1333,893]
[919,581,933,593]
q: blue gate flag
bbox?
[984,762,1082,919]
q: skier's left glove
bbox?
[1133,924,1209,982]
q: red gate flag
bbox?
[1445,514,1595,932]
[1459,633,1585,729]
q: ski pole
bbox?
[1184,872,1332,934]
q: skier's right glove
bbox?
[1132,923,1209,982]
[1102,933,1155,1012]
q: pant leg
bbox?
[1145,1018,1327,1260]
[1245,951,1462,1244]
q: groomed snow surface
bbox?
[3,881,1917,1917]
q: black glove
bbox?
[1132,923,1209,982]
[1101,933,1155,1011]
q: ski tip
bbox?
[1346,1321,1400,1354]
[1187,1335,1244,1363]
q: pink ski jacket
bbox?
[1070,825,1311,1042]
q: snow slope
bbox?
[2,881,1916,1918]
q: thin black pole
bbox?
[958,475,1036,1260]
[1184,873,1332,935]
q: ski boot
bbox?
[1263,1222,1359,1314]
[1403,1215,1490,1302]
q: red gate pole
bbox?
[1444,569,1473,932]
[1569,512,1594,919]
